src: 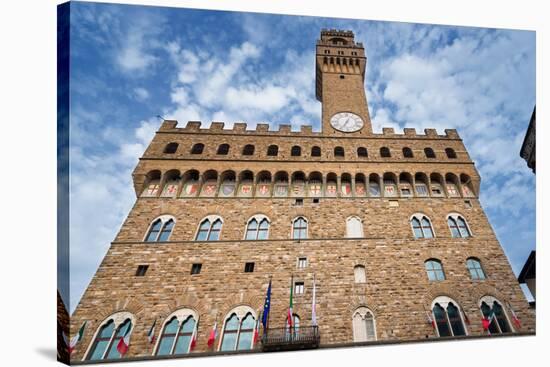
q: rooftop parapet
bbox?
[157,120,461,139]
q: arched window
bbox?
[354,265,366,283]
[217,144,230,155]
[380,147,391,158]
[425,259,445,281]
[155,309,198,356]
[479,296,512,334]
[445,148,457,159]
[267,145,278,156]
[411,214,434,238]
[352,307,376,342]
[334,146,345,157]
[311,146,321,157]
[190,143,204,155]
[424,147,436,158]
[286,314,301,337]
[466,258,486,280]
[164,143,178,154]
[142,170,161,197]
[431,296,467,337]
[346,216,363,238]
[242,144,255,156]
[291,146,302,157]
[195,216,223,241]
[245,215,270,240]
[447,215,471,238]
[219,307,257,351]
[292,217,308,240]
[402,147,413,158]
[145,216,175,242]
[357,147,368,158]
[86,312,134,361]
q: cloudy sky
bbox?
[65,1,535,312]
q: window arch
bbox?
[291,146,302,157]
[447,214,472,238]
[195,216,223,241]
[86,312,134,361]
[466,258,486,280]
[445,148,457,159]
[431,296,467,337]
[292,217,308,240]
[352,307,376,342]
[402,147,413,158]
[164,142,178,154]
[219,306,257,351]
[357,147,368,158]
[354,265,366,283]
[311,146,321,157]
[479,296,512,334]
[346,216,364,238]
[155,309,198,356]
[380,147,391,158]
[245,215,270,240]
[145,215,175,242]
[190,143,204,155]
[424,147,436,158]
[267,145,278,156]
[334,146,345,158]
[425,259,445,281]
[242,144,255,156]
[410,214,434,238]
[142,170,161,197]
[217,143,230,155]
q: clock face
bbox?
[330,112,364,132]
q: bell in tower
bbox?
[315,29,372,135]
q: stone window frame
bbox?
[478,295,514,333]
[83,311,135,361]
[446,213,473,238]
[354,264,367,284]
[244,214,271,240]
[410,213,436,239]
[291,216,309,240]
[190,143,205,155]
[430,296,468,337]
[194,215,224,241]
[466,257,487,280]
[297,256,308,269]
[143,215,176,242]
[352,306,377,342]
[345,216,364,238]
[163,142,179,154]
[218,306,257,352]
[424,259,446,281]
[153,308,199,356]
[216,143,230,155]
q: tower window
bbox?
[445,148,457,159]
[164,143,178,154]
[424,147,436,158]
[311,146,321,157]
[403,147,413,158]
[380,147,391,158]
[294,281,305,295]
[267,145,278,156]
[244,262,255,273]
[135,265,149,276]
[217,143,230,155]
[190,143,204,154]
[291,146,302,156]
[334,146,345,157]
[242,144,255,156]
[357,147,368,158]
[340,75,345,79]
[190,263,202,275]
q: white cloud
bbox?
[132,87,149,101]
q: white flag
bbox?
[312,275,317,326]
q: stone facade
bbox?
[69,29,535,363]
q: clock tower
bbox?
[316,29,372,135]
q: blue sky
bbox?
[65,1,536,312]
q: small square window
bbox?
[294,198,303,206]
[312,198,320,204]
[298,257,307,269]
[465,200,472,208]
[401,188,411,196]
[339,75,345,79]
[294,281,304,294]
[191,263,202,275]
[244,262,255,273]
[389,200,399,207]
[135,265,149,276]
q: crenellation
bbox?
[233,122,247,132]
[278,124,291,134]
[210,122,225,130]
[424,128,438,137]
[382,127,395,135]
[445,129,460,139]
[404,128,417,136]
[256,123,269,132]
[186,121,202,131]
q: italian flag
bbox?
[116,325,132,356]
[253,317,260,345]
[425,311,435,329]
[287,276,294,329]
[69,321,87,354]
[190,329,197,351]
[147,319,156,344]
[207,322,217,348]
[482,310,495,332]
[508,303,522,329]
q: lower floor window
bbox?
[352,307,376,342]
[431,297,467,337]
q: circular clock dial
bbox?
[330,112,364,132]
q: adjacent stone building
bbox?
[69,29,535,364]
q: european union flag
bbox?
[262,279,272,329]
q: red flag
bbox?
[116,327,131,356]
[507,302,522,329]
[253,318,260,345]
[207,322,217,348]
[426,311,436,329]
[190,332,197,351]
[481,317,490,331]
